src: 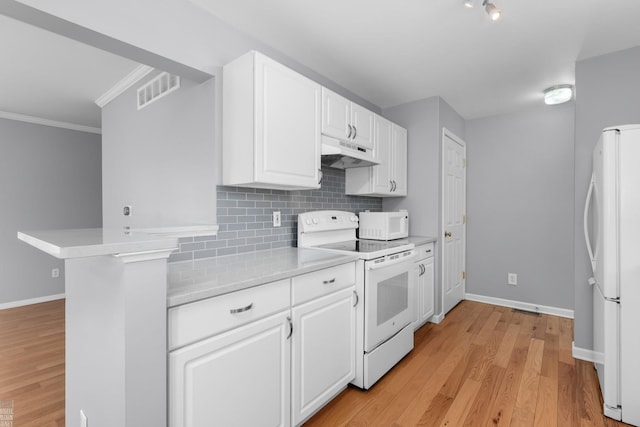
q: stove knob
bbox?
[305,219,312,225]
[350,215,358,222]
[312,218,319,224]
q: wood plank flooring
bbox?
[0,299,631,426]
[307,301,632,427]
[0,299,64,426]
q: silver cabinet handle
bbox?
[323,278,336,285]
[230,303,253,314]
[418,264,424,276]
[286,316,293,339]
[390,180,394,191]
[347,124,353,139]
[353,125,357,139]
[353,290,359,307]
[318,169,323,185]
[393,180,397,191]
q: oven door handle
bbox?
[365,250,416,270]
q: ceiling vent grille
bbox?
[137,72,180,110]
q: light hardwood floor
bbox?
[0,299,630,426]
[0,299,64,427]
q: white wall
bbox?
[573,46,640,349]
[102,72,217,230]
[465,103,575,311]
[0,118,101,305]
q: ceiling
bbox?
[191,0,640,119]
[0,14,139,129]
[2,1,640,128]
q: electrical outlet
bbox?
[80,410,87,427]
[273,211,281,227]
[508,273,518,286]
[51,268,60,278]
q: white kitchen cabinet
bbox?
[223,51,321,190]
[291,287,356,425]
[169,310,291,427]
[321,87,374,149]
[345,116,408,197]
[413,243,435,330]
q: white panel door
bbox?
[350,102,374,149]
[372,116,393,194]
[255,54,321,188]
[442,129,466,315]
[291,287,356,425]
[321,88,351,141]
[392,124,408,196]
[169,311,291,427]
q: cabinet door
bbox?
[169,311,291,427]
[321,88,351,141]
[420,257,435,325]
[372,115,393,195]
[351,103,374,149]
[255,54,321,188]
[391,124,408,196]
[413,262,422,330]
[292,287,356,425]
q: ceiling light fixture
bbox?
[482,0,501,20]
[544,85,574,105]
[464,0,474,8]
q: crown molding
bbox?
[0,111,101,134]
[95,64,154,108]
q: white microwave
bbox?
[358,210,409,240]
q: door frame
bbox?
[440,128,467,319]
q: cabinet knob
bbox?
[444,231,452,238]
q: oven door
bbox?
[364,250,416,352]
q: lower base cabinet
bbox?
[169,262,357,427]
[292,287,356,425]
[169,311,291,427]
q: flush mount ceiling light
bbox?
[464,0,474,8]
[544,85,574,105]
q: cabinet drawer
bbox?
[292,263,355,306]
[168,279,290,350]
[415,243,434,261]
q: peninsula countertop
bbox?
[17,228,179,259]
[167,247,359,307]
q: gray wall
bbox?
[170,166,382,262]
[465,103,575,310]
[0,118,101,305]
[102,72,217,231]
[381,96,465,317]
[573,46,640,349]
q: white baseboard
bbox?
[572,341,603,364]
[464,293,574,319]
[0,293,65,310]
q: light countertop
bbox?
[167,247,359,307]
[17,228,179,259]
[405,236,437,246]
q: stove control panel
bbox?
[298,210,358,233]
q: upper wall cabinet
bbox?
[321,88,374,149]
[223,51,322,190]
[345,116,407,197]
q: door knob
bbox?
[444,231,452,238]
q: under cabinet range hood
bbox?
[321,136,379,169]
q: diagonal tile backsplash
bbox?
[168,166,382,263]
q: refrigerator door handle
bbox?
[584,172,597,272]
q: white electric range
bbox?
[298,210,416,389]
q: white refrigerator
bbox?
[584,124,640,425]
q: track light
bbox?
[544,85,574,105]
[482,0,501,20]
